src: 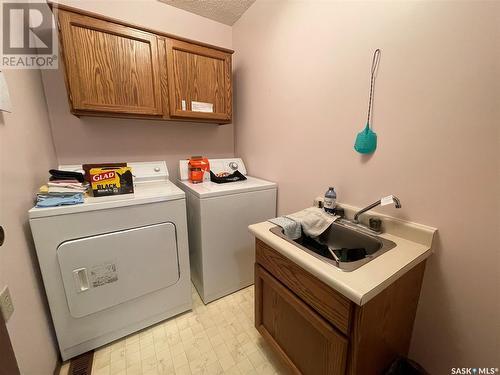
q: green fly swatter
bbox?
[354,49,381,154]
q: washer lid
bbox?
[29,181,185,219]
[177,175,277,198]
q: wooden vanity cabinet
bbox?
[255,265,348,375]
[255,239,426,375]
[165,39,232,123]
[58,10,163,117]
[54,5,233,123]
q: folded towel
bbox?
[48,182,86,189]
[268,216,301,240]
[36,193,84,208]
[48,186,87,194]
[48,179,80,184]
[286,207,339,238]
[49,169,85,183]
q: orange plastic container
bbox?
[188,156,210,184]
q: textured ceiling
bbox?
[158,0,256,25]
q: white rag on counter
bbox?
[269,207,339,239]
[268,216,302,239]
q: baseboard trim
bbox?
[52,358,62,375]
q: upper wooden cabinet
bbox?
[58,10,163,116]
[54,6,233,124]
[165,39,232,122]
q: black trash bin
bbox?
[384,356,429,375]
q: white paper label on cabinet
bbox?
[380,195,394,206]
[181,100,186,111]
[191,101,214,113]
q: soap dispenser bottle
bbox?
[324,187,337,214]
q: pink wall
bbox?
[0,2,234,372]
[233,1,500,373]
[0,70,59,374]
[42,0,235,175]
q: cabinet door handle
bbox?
[0,226,4,247]
[73,268,89,293]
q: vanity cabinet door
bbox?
[58,10,163,116]
[255,265,348,375]
[165,38,232,123]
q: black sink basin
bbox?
[270,221,397,271]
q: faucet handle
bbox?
[334,207,345,218]
[381,195,402,208]
[369,217,382,232]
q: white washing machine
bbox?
[177,158,277,304]
[29,161,192,360]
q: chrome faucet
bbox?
[353,196,402,224]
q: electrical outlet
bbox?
[0,286,14,322]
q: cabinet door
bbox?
[58,10,163,116]
[255,265,348,375]
[165,38,232,123]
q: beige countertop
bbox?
[249,203,437,306]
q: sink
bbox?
[269,220,397,271]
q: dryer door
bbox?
[57,222,179,318]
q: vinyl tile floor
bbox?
[60,285,288,375]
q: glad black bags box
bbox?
[89,167,134,197]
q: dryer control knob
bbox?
[229,162,238,170]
